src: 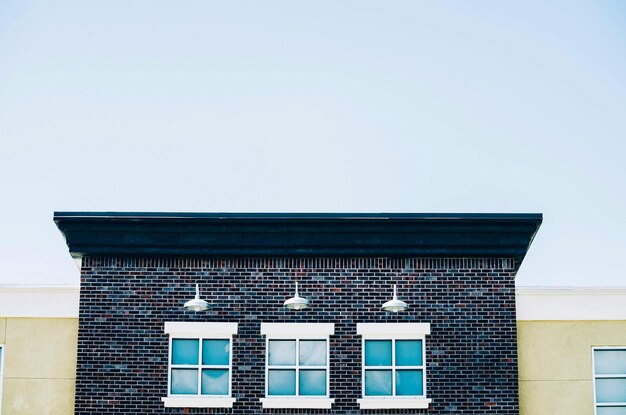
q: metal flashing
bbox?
[54,212,542,271]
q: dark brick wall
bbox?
[75,257,519,414]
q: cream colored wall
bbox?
[0,317,78,415]
[518,320,626,415]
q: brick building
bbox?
[53,212,542,414]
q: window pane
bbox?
[203,339,230,365]
[172,339,199,365]
[300,340,326,366]
[396,369,423,396]
[365,370,392,396]
[171,368,198,394]
[396,340,422,366]
[201,369,229,395]
[268,369,296,395]
[365,340,392,366]
[596,350,626,375]
[300,369,326,396]
[596,379,626,403]
[597,408,626,415]
[269,340,296,365]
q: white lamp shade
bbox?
[382,285,408,313]
[184,284,209,312]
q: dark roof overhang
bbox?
[54,212,542,271]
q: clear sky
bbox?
[0,1,625,286]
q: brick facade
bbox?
[75,257,519,414]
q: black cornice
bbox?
[53,212,542,271]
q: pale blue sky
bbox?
[0,1,624,286]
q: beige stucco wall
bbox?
[0,318,5,343]
[518,320,626,415]
[0,317,78,415]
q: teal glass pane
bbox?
[396,340,422,366]
[300,340,326,366]
[365,340,392,366]
[171,368,198,394]
[396,369,423,396]
[596,379,626,403]
[300,369,326,396]
[595,350,626,374]
[269,340,296,365]
[172,339,199,365]
[268,369,296,395]
[365,370,392,396]
[597,408,626,415]
[201,369,229,395]
[203,339,230,365]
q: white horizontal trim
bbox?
[516,287,626,320]
[517,286,626,296]
[357,397,431,409]
[0,285,79,293]
[164,322,238,337]
[161,396,235,408]
[260,397,335,409]
[260,323,335,338]
[0,285,79,317]
[357,323,430,337]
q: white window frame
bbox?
[260,323,335,409]
[592,346,626,414]
[357,323,432,409]
[161,322,237,408]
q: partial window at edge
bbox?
[594,348,626,415]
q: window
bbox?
[161,322,237,408]
[260,323,335,409]
[594,347,626,415]
[357,323,431,409]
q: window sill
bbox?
[357,397,431,409]
[161,396,235,408]
[260,397,335,409]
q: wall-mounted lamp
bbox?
[184,283,209,312]
[283,282,310,310]
[382,284,408,313]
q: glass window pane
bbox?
[203,339,230,365]
[596,350,626,375]
[597,408,626,415]
[365,370,392,396]
[172,339,199,365]
[269,340,296,366]
[596,379,626,403]
[201,369,229,395]
[365,340,392,366]
[300,369,326,396]
[268,369,296,395]
[396,340,423,366]
[171,368,198,394]
[300,340,326,366]
[396,369,424,396]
